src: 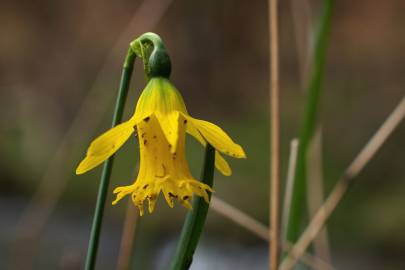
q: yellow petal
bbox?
[185,115,246,159]
[76,120,135,174]
[215,152,232,176]
[185,121,205,145]
[186,121,233,176]
[112,185,134,205]
[190,117,245,158]
[156,111,180,153]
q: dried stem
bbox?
[210,196,336,270]
[268,0,281,268]
[281,139,299,242]
[115,166,140,270]
[280,97,405,270]
[211,196,269,241]
[290,0,311,86]
[307,127,331,263]
[115,201,139,270]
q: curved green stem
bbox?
[130,32,171,79]
[170,144,215,270]
[84,47,136,270]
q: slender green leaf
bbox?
[285,0,334,246]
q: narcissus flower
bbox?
[76,77,246,215]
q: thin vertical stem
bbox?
[170,144,215,270]
[115,201,139,270]
[84,48,136,270]
[268,0,281,268]
[281,139,299,242]
[286,0,334,245]
[307,127,331,263]
[115,166,140,270]
[290,0,311,86]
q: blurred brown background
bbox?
[0,0,404,269]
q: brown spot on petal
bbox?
[168,192,177,198]
[183,196,190,200]
[143,116,150,122]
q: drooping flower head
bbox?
[76,33,246,215]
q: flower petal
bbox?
[156,111,180,153]
[214,152,232,176]
[185,116,246,159]
[76,120,135,174]
[186,121,233,176]
[185,120,205,144]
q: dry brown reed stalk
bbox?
[9,1,174,269]
[115,201,139,270]
[210,196,336,270]
[280,97,405,270]
[211,196,269,241]
[115,165,140,270]
[307,128,331,263]
[281,139,299,241]
[268,0,281,268]
[290,0,311,84]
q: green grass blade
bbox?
[285,0,335,245]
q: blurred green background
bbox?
[0,0,404,269]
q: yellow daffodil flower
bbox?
[76,77,246,215]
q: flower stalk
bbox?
[170,144,215,270]
[84,48,136,270]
